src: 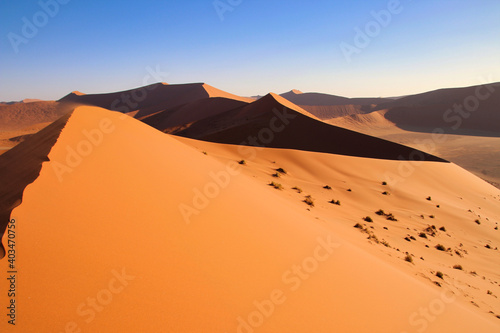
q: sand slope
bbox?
[0,107,499,332]
[157,93,447,161]
[58,82,254,119]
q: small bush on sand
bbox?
[269,182,283,190]
[364,216,373,223]
[436,271,444,279]
[435,244,446,251]
[304,195,315,207]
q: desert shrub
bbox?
[386,214,398,221]
[439,226,446,232]
[435,244,446,251]
[276,168,287,174]
[405,254,413,263]
[272,172,281,178]
[329,199,341,205]
[453,265,463,270]
[475,219,481,225]
[323,185,332,190]
[269,182,283,190]
[382,181,387,186]
[419,233,427,239]
[382,191,390,195]
[238,160,246,165]
[354,223,364,229]
[364,216,373,223]
[202,151,208,155]
[375,209,385,216]
[304,195,315,207]
[292,186,302,193]
[436,271,444,279]
[427,196,432,201]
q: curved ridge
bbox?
[0,112,73,258]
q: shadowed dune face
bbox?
[377,83,500,135]
[143,93,446,162]
[0,107,498,332]
[0,112,71,257]
[280,90,391,106]
[58,82,254,119]
[139,97,249,131]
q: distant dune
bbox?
[59,82,254,118]
[0,107,498,332]
[147,92,446,162]
[0,101,71,130]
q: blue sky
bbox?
[1,0,499,101]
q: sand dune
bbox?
[154,93,447,161]
[0,101,71,130]
[139,97,249,132]
[0,113,71,257]
[376,82,500,134]
[280,89,391,106]
[59,82,254,119]
[0,107,499,332]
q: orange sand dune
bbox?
[299,104,371,120]
[0,113,71,256]
[280,89,390,106]
[139,97,249,131]
[375,82,500,134]
[0,101,72,130]
[58,82,254,119]
[0,106,498,332]
[157,93,447,161]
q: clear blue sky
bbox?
[1,0,499,101]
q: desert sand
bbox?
[0,105,498,332]
[0,82,499,332]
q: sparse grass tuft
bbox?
[304,195,315,207]
[276,168,287,174]
[435,244,446,251]
[292,186,302,193]
[272,172,281,178]
[269,182,283,190]
[329,199,341,206]
[386,213,398,221]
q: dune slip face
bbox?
[0,107,498,332]
[0,112,72,258]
